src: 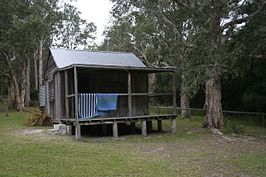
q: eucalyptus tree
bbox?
[105,0,199,117]
[0,0,98,111]
[175,0,266,128]
[106,0,265,128]
[53,3,97,49]
[225,0,266,112]
[0,0,61,110]
[101,4,171,93]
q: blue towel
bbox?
[96,93,118,111]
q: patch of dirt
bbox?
[13,128,72,143]
[21,129,44,135]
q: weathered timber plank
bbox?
[64,70,69,120]
[141,120,147,136]
[74,66,80,140]
[128,72,132,116]
[113,121,118,139]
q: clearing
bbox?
[0,110,265,177]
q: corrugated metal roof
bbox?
[50,48,146,69]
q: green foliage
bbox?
[221,0,266,112]
[0,0,97,110]
[53,3,97,49]
[103,0,266,114]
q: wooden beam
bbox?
[58,64,176,73]
[67,94,75,98]
[147,120,153,133]
[113,121,118,139]
[44,81,50,116]
[130,122,136,134]
[78,114,176,121]
[172,71,177,114]
[110,93,174,96]
[141,120,147,136]
[128,71,132,116]
[58,73,61,122]
[64,70,69,120]
[146,73,149,115]
[74,66,80,140]
[54,73,59,121]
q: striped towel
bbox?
[78,93,97,119]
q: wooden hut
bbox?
[44,48,177,140]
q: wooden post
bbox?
[157,120,162,132]
[102,124,107,136]
[172,72,177,134]
[55,73,62,122]
[171,118,177,133]
[128,71,132,117]
[146,73,149,115]
[113,121,118,139]
[172,71,177,114]
[147,120,153,133]
[45,81,50,116]
[74,66,80,140]
[141,120,147,136]
[130,122,136,134]
[64,70,69,120]
[54,74,58,120]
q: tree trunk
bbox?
[19,54,27,111]
[34,49,38,91]
[180,94,191,118]
[180,73,191,118]
[7,81,15,108]
[38,38,43,88]
[179,50,191,118]
[203,77,224,128]
[4,53,23,111]
[148,73,156,93]
[25,56,30,106]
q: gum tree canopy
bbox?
[105,0,265,128]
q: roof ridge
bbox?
[49,48,133,55]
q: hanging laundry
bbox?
[96,93,118,111]
[78,93,97,119]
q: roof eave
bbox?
[57,64,177,73]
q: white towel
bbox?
[78,93,97,118]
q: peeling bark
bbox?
[181,94,191,118]
[4,53,23,111]
[148,73,156,93]
[34,49,38,91]
[4,52,30,111]
[19,53,27,111]
[203,76,224,129]
[25,56,30,106]
[38,38,43,88]
[7,81,15,108]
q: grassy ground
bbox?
[0,110,266,177]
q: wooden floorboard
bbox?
[60,114,177,124]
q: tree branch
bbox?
[222,1,266,30]
[0,72,10,78]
